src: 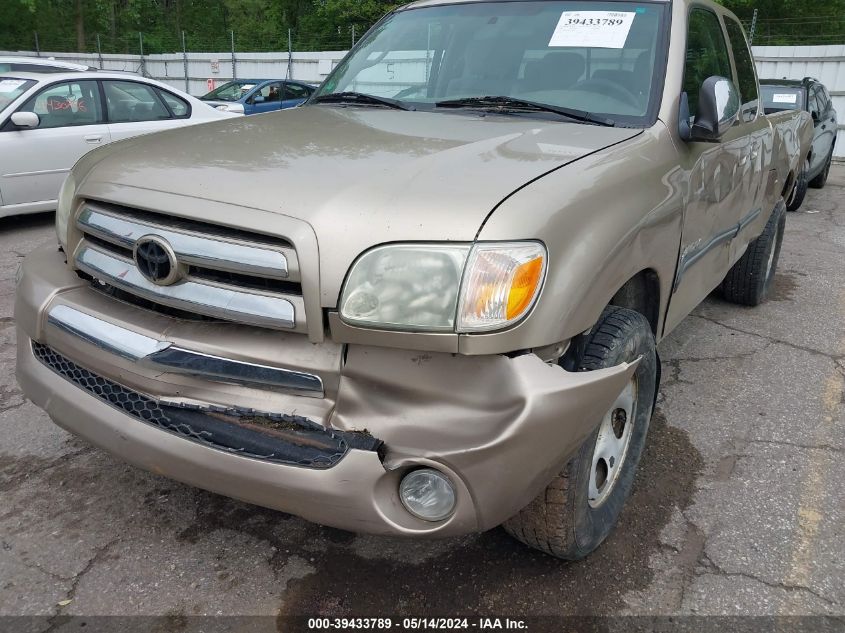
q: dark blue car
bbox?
[200,79,315,115]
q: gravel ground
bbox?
[1,168,843,631]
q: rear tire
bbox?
[503,307,657,560]
[809,150,833,189]
[721,200,786,307]
[786,159,808,212]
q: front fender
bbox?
[462,122,683,354]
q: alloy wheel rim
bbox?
[588,377,638,508]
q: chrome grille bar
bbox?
[47,305,324,396]
[75,243,301,331]
[77,205,296,281]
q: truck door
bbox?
[809,86,836,174]
[722,15,770,265]
[665,7,748,334]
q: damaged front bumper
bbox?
[16,244,637,537]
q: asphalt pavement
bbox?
[1,169,843,629]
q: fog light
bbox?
[399,469,456,522]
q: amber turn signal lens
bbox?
[457,242,547,332]
[506,257,544,320]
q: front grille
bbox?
[33,342,379,466]
[73,201,306,332]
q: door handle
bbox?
[84,135,103,144]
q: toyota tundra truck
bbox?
[15,0,812,559]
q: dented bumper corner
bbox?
[16,244,637,537]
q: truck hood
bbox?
[78,106,640,302]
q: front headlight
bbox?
[340,244,469,331]
[55,173,76,251]
[339,242,546,333]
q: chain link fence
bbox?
[27,25,367,58]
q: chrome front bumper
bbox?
[16,244,638,536]
[47,304,324,397]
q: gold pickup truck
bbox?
[15,0,811,559]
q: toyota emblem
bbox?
[133,235,181,286]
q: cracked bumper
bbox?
[15,244,637,536]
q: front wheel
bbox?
[503,307,657,560]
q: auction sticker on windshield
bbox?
[549,11,636,48]
[0,79,27,93]
[773,93,799,104]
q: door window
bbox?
[0,78,35,114]
[723,17,758,120]
[683,8,733,118]
[808,88,821,119]
[18,80,103,128]
[814,86,829,112]
[821,86,833,109]
[284,83,310,100]
[158,89,190,118]
[255,83,283,103]
[104,81,171,123]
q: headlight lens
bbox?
[339,241,546,333]
[340,244,469,331]
[457,242,546,332]
[55,173,75,251]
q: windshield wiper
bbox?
[435,96,615,127]
[310,91,414,111]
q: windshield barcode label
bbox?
[549,11,636,49]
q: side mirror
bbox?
[253,95,266,104]
[680,76,741,143]
[10,112,40,129]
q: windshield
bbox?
[202,81,258,102]
[760,86,805,114]
[313,1,667,124]
[0,77,35,112]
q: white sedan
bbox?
[0,71,237,218]
[0,56,97,73]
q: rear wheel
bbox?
[786,159,808,212]
[809,150,833,189]
[721,200,786,307]
[503,307,657,560]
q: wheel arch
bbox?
[609,269,662,336]
[560,270,662,372]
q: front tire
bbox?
[503,307,657,560]
[721,200,786,307]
